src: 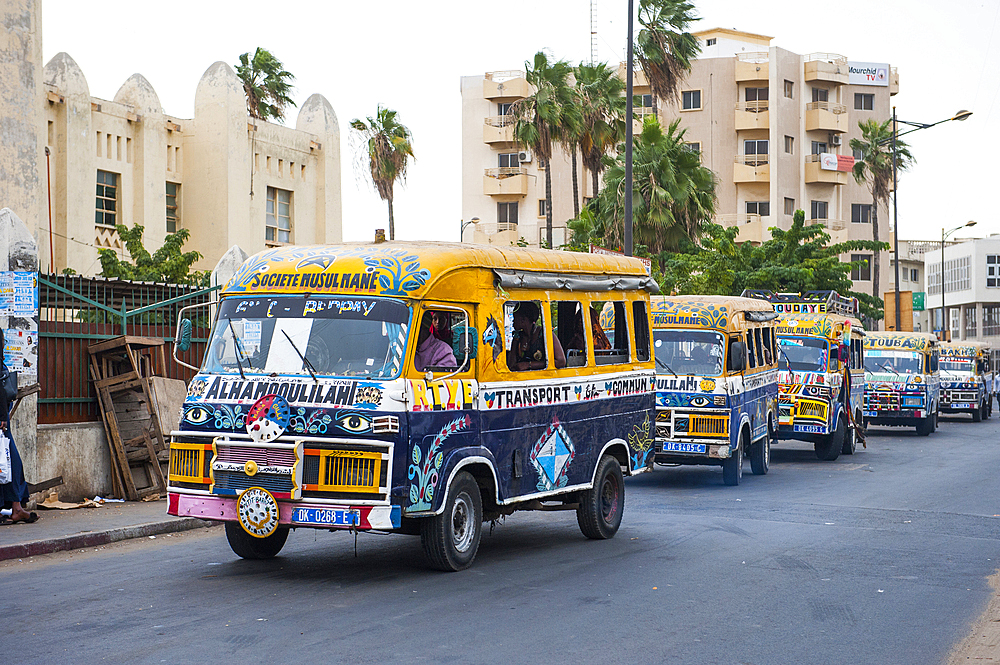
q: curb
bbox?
[0,517,219,562]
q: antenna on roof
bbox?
[590,0,599,65]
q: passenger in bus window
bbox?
[590,307,611,350]
[509,301,565,371]
[414,311,457,371]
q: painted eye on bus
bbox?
[689,395,710,408]
[337,413,372,433]
[184,406,212,424]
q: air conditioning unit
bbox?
[830,134,842,146]
[518,150,532,163]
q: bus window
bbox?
[596,302,629,365]
[553,301,586,367]
[413,309,463,372]
[746,330,758,369]
[507,300,561,371]
[754,328,766,366]
[633,300,650,362]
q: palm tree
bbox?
[635,0,702,104]
[511,52,581,249]
[350,106,415,241]
[235,48,296,122]
[594,117,717,263]
[850,118,914,320]
[574,62,626,214]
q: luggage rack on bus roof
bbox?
[740,289,859,317]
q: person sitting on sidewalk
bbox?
[0,329,37,525]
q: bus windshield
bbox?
[203,296,410,379]
[652,330,724,377]
[864,349,923,375]
[940,359,974,375]
[777,336,828,372]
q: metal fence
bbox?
[39,274,217,424]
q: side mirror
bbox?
[175,318,193,352]
[729,341,746,372]
[453,324,478,361]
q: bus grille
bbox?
[690,415,728,437]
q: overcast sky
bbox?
[42,0,1000,244]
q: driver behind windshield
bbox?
[414,311,457,371]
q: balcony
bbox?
[632,105,657,131]
[735,101,769,130]
[805,101,847,133]
[733,155,769,183]
[735,52,769,82]
[890,67,899,95]
[716,213,762,228]
[484,167,529,196]
[804,155,848,185]
[804,53,849,84]
[468,221,520,247]
[806,217,847,231]
[484,71,532,100]
[483,116,515,144]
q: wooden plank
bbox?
[141,431,167,493]
[95,372,139,389]
[99,386,138,500]
[27,476,63,494]
[87,336,164,357]
[89,356,123,500]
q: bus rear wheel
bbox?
[577,455,625,539]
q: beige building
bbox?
[462,28,901,326]
[460,72,584,248]
[1,0,342,276]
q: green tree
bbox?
[235,47,296,122]
[98,224,207,286]
[850,118,914,318]
[658,211,889,322]
[574,62,626,214]
[592,117,717,263]
[635,0,702,104]
[350,106,415,241]
[512,52,581,249]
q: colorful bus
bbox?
[745,291,866,461]
[863,331,941,435]
[651,296,779,485]
[166,242,657,570]
[939,341,992,421]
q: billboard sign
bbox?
[848,61,890,86]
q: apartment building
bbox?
[1,0,342,276]
[461,28,900,327]
[646,28,899,311]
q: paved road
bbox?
[4,415,999,665]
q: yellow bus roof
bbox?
[650,295,775,331]
[939,341,990,357]
[864,330,939,351]
[221,242,654,298]
[775,312,865,341]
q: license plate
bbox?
[663,442,707,454]
[863,411,876,417]
[291,507,358,527]
[951,403,971,409]
[794,425,825,433]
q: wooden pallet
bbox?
[88,336,169,500]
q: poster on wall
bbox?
[4,328,38,375]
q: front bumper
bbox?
[167,491,401,530]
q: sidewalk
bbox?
[0,498,217,561]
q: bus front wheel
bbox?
[225,522,289,560]
[420,471,483,572]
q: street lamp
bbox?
[940,220,976,341]
[460,217,480,242]
[889,108,972,330]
